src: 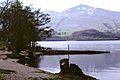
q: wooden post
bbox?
[68,44,70,66]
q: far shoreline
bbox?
[39,39,120,42]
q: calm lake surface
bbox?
[37,40,120,80]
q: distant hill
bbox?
[46,29,120,41]
[45,4,120,40]
[70,29,119,40]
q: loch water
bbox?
[37,40,120,80]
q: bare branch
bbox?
[0,0,11,17]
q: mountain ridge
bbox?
[46,4,120,40]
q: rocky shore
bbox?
[0,50,97,80]
[0,51,53,80]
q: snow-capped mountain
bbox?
[47,4,120,36]
[63,4,95,15]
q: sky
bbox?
[15,0,120,12]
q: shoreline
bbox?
[0,50,97,80]
[38,50,110,55]
[0,51,54,80]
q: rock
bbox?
[60,58,69,74]
[0,54,7,60]
[69,64,85,76]
[59,58,97,80]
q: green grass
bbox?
[0,40,7,49]
[0,74,5,80]
[0,69,16,80]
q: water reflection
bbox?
[38,41,120,80]
[39,52,120,72]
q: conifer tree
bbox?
[0,0,52,54]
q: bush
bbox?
[7,53,24,59]
[0,74,5,80]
